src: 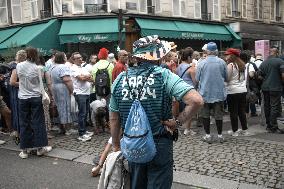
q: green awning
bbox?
[0,27,21,44]
[0,19,61,56]
[135,18,241,41]
[59,18,119,44]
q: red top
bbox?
[112,61,127,82]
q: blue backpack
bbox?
[120,68,156,163]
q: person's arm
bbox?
[162,70,203,130]
[45,71,53,99]
[10,69,19,87]
[62,75,73,95]
[110,111,120,152]
[188,65,197,85]
[227,63,233,81]
[178,89,203,123]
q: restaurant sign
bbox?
[181,32,204,39]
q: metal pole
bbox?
[118,9,123,50]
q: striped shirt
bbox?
[109,63,193,135]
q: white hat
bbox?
[202,44,207,51]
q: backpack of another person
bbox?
[95,63,111,96]
[120,68,156,164]
[248,62,262,93]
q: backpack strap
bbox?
[180,64,191,78]
[98,62,110,72]
[250,62,258,71]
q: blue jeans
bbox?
[128,137,173,189]
[19,97,47,149]
[74,94,90,136]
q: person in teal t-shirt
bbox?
[109,35,203,189]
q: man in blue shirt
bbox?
[196,42,228,144]
[109,35,203,189]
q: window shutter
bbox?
[271,0,275,20]
[194,0,201,18]
[11,0,22,23]
[0,0,8,24]
[242,0,246,18]
[155,0,161,12]
[226,0,231,16]
[109,0,119,11]
[181,0,186,16]
[31,0,39,19]
[253,0,257,18]
[173,0,180,15]
[73,0,84,14]
[258,0,263,19]
[53,0,62,15]
[139,0,146,13]
[213,0,219,20]
[275,0,280,17]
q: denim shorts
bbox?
[200,101,224,120]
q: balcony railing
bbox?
[201,13,211,21]
[147,6,155,14]
[232,11,241,17]
[85,3,108,14]
[276,16,282,22]
[40,9,52,19]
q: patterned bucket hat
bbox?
[132,35,172,61]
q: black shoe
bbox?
[266,127,276,133]
[274,128,284,134]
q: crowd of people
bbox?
[0,35,284,188]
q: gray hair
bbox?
[207,50,218,56]
[15,50,27,62]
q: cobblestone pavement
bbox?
[1,115,284,189]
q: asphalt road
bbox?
[0,148,198,189]
[0,148,98,189]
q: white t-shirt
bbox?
[17,61,41,99]
[254,59,263,68]
[82,63,94,74]
[90,99,106,113]
[71,64,91,95]
[226,63,247,94]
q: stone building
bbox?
[0,0,282,57]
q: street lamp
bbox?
[111,9,128,51]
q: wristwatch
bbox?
[175,119,182,127]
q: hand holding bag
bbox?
[38,67,50,105]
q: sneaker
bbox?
[183,129,196,136]
[217,136,225,143]
[85,131,94,137]
[228,129,241,136]
[37,146,51,156]
[77,134,91,142]
[19,150,28,159]
[43,146,53,153]
[240,130,251,136]
[232,132,239,137]
[202,135,212,144]
[0,140,6,145]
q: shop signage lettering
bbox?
[181,32,204,39]
[78,35,108,42]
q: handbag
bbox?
[246,63,258,104]
[38,67,50,105]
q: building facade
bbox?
[0,0,283,57]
